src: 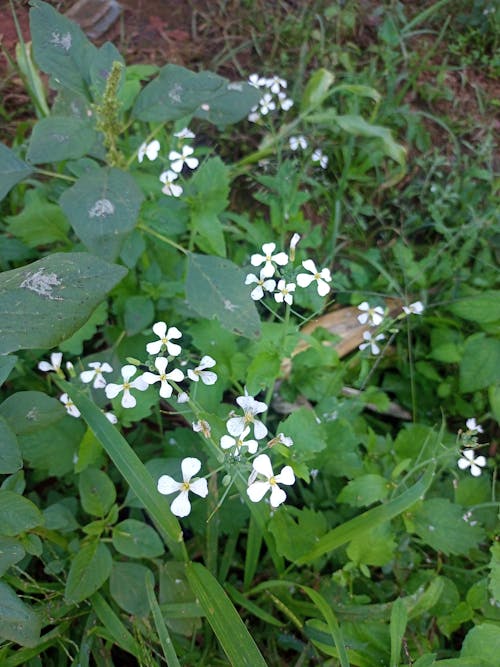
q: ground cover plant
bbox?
[0,1,499,665]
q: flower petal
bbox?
[80,370,95,384]
[199,355,216,369]
[155,357,169,374]
[275,465,295,486]
[227,416,245,436]
[247,480,270,503]
[159,380,173,398]
[252,453,274,479]
[170,491,191,517]
[253,419,268,440]
[121,389,137,408]
[269,485,287,508]
[317,278,331,296]
[104,383,122,399]
[190,478,208,498]
[181,457,201,481]
[200,371,217,385]
[152,321,167,338]
[302,259,317,274]
[146,340,163,355]
[157,475,180,495]
[220,435,236,450]
[296,273,315,288]
[121,364,137,382]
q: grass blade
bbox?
[145,571,181,667]
[390,598,408,667]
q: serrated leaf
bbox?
[112,519,164,558]
[30,0,96,97]
[79,468,116,517]
[278,408,327,459]
[0,581,41,647]
[460,335,500,392]
[186,253,261,338]
[0,490,44,536]
[65,540,112,603]
[269,507,327,562]
[59,167,143,260]
[132,63,260,125]
[0,143,33,202]
[6,189,70,247]
[0,252,127,354]
[0,416,22,474]
[27,116,98,164]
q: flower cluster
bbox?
[245,236,332,306]
[457,418,488,477]
[357,301,386,356]
[247,74,293,123]
[288,135,329,170]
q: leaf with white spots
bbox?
[59,167,143,260]
[186,253,261,339]
[0,252,127,354]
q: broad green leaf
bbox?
[337,474,390,507]
[79,468,116,517]
[301,68,335,111]
[43,502,79,533]
[412,498,485,555]
[347,522,396,566]
[186,253,261,338]
[0,581,41,647]
[0,252,127,354]
[88,41,125,99]
[0,391,64,435]
[30,0,96,96]
[112,519,164,558]
[124,295,154,336]
[19,415,83,476]
[187,157,229,256]
[0,355,17,387]
[59,301,108,355]
[65,540,112,603]
[461,623,500,666]
[26,117,97,164]
[57,380,186,560]
[489,543,500,602]
[132,63,260,125]
[460,335,500,392]
[59,168,143,260]
[334,114,407,166]
[450,291,500,324]
[297,465,435,563]
[0,416,22,474]
[0,490,44,536]
[390,598,408,667]
[186,562,268,667]
[0,537,25,576]
[0,143,33,202]
[278,407,327,459]
[268,507,327,562]
[6,190,70,247]
[110,562,151,617]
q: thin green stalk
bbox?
[137,222,188,255]
[35,169,77,183]
[145,572,182,667]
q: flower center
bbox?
[269,476,276,486]
[244,413,255,424]
[181,481,190,491]
[265,254,272,261]
[161,337,169,344]
[314,272,320,280]
[123,381,130,390]
[160,373,167,381]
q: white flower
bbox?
[177,391,189,404]
[402,301,425,315]
[312,148,328,169]
[289,136,308,151]
[273,433,294,447]
[142,357,184,399]
[247,454,295,508]
[296,259,332,296]
[169,145,199,173]
[104,411,118,424]
[274,279,296,305]
[146,322,182,357]
[220,425,258,455]
[259,93,276,115]
[458,449,487,477]
[226,393,268,440]
[38,352,63,373]
[250,242,289,278]
[193,420,211,438]
[80,361,113,389]
[157,457,208,517]
[359,331,385,355]
[278,91,293,111]
[104,364,148,408]
[248,106,261,123]
[265,75,287,94]
[187,356,217,385]
[357,302,385,326]
[245,271,276,301]
[173,127,195,139]
[60,393,80,418]
[248,73,266,88]
[289,233,301,261]
[138,140,160,163]
[159,170,183,197]
[465,418,484,434]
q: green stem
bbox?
[137,222,188,255]
[35,169,76,182]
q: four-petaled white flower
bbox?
[458,449,487,477]
[259,93,276,115]
[465,418,483,434]
[220,426,258,455]
[278,91,293,110]
[359,331,385,355]
[138,140,160,163]
[270,433,294,447]
[177,391,189,404]
[38,352,63,374]
[289,136,308,151]
[296,259,332,296]
[104,364,148,408]
[312,148,328,169]
[357,302,385,326]
[104,411,118,424]
[169,145,199,173]
[142,357,184,398]
[80,361,113,389]
[157,457,208,517]
[274,279,296,305]
[187,356,217,385]
[247,454,295,508]
[245,271,276,301]
[193,419,211,438]
[146,322,182,356]
[265,75,287,93]
[248,73,266,88]
[173,127,195,139]
[160,170,183,198]
[402,301,425,315]
[227,393,268,440]
[60,393,80,418]
[250,242,289,278]
[248,106,260,123]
